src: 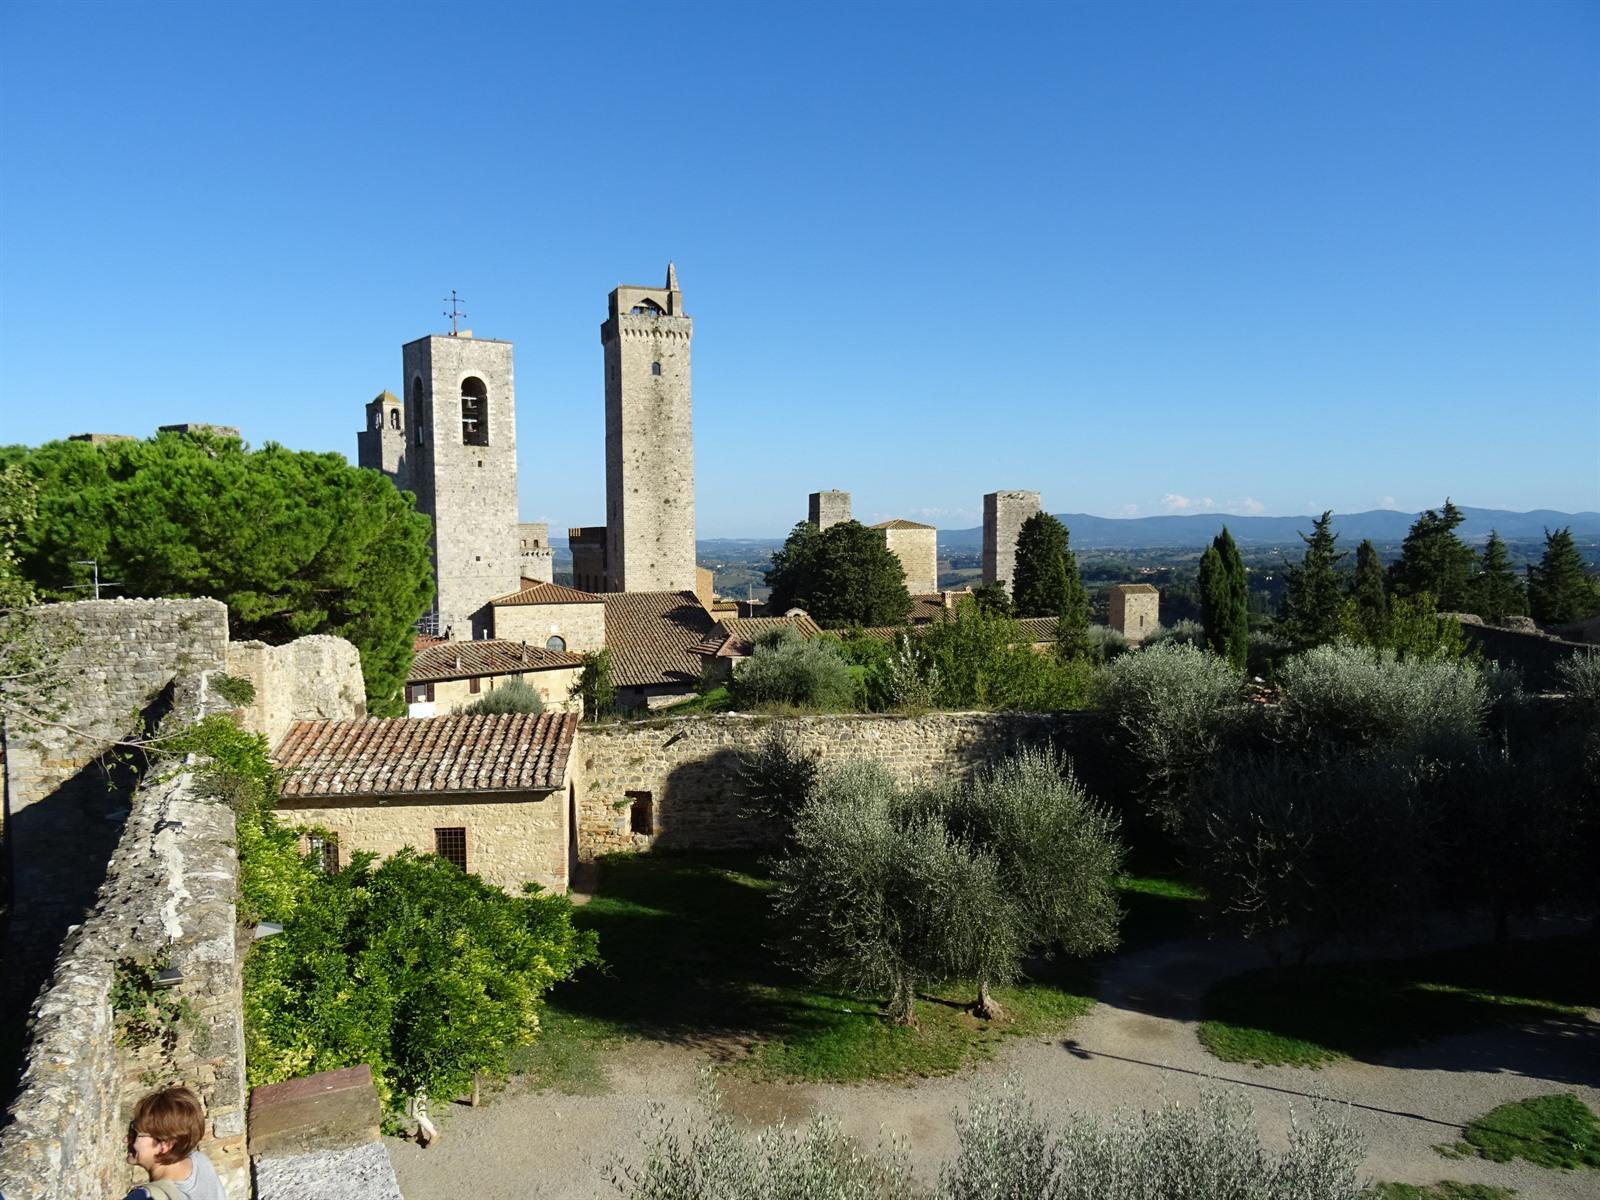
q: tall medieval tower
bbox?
[359,332,521,639]
[600,263,696,593]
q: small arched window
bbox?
[461,377,489,445]
[411,377,426,446]
[630,298,664,316]
[389,408,400,430]
[372,410,383,430]
[651,361,662,376]
[546,635,567,652]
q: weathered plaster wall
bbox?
[276,789,570,894]
[575,711,1098,859]
[227,634,366,746]
[0,769,249,1200]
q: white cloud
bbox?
[1122,503,1141,517]
[1163,493,1264,515]
[1233,497,1266,515]
[1379,495,1397,510]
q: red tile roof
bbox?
[490,580,604,606]
[872,518,936,530]
[688,613,825,658]
[408,639,583,683]
[602,591,719,688]
[274,713,577,798]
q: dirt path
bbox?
[390,934,1600,1200]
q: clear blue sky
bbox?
[2,1,1596,536]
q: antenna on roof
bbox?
[68,560,121,600]
[443,289,466,337]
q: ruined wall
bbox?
[276,789,569,895]
[227,634,366,747]
[1455,617,1596,691]
[576,711,1098,859]
[0,769,249,1200]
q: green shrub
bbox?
[1273,641,1487,762]
[460,679,544,715]
[730,627,858,711]
[1100,643,1246,831]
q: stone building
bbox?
[873,518,938,595]
[404,638,584,716]
[358,331,522,639]
[568,526,608,593]
[601,264,696,593]
[601,590,720,709]
[808,490,851,530]
[1109,583,1160,643]
[490,580,607,654]
[983,489,1041,597]
[518,522,554,584]
[273,712,580,895]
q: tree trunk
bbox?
[973,978,1005,1021]
[887,974,919,1027]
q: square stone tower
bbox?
[601,263,696,593]
[808,490,851,530]
[873,519,939,595]
[398,333,521,639]
[983,490,1041,597]
[357,390,408,490]
[1109,583,1160,643]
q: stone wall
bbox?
[1455,617,1596,691]
[883,525,938,596]
[0,768,249,1200]
[575,711,1098,859]
[427,666,582,716]
[276,788,571,895]
[1,599,229,1031]
[227,634,366,747]
[493,598,607,654]
[982,490,1040,596]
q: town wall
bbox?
[0,769,249,1200]
[276,789,570,895]
[227,634,366,747]
[983,490,1040,596]
[575,710,1099,859]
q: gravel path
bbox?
[390,932,1600,1200]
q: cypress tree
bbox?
[1198,527,1248,671]
[1527,527,1600,625]
[1350,539,1389,645]
[1279,510,1346,647]
[1467,530,1527,623]
[1011,513,1071,617]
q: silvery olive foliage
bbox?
[611,1076,1365,1200]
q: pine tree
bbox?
[1388,499,1476,610]
[1527,527,1600,625]
[1349,539,1389,645]
[1198,527,1248,671]
[1466,530,1527,623]
[1279,510,1346,647]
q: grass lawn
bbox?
[1439,1093,1600,1170]
[654,687,734,715]
[522,851,1095,1088]
[1115,873,1205,949]
[1199,937,1598,1068]
[1363,1184,1515,1200]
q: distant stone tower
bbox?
[601,264,696,593]
[808,490,851,530]
[391,332,521,639]
[983,490,1041,597]
[357,391,408,490]
[1109,584,1160,644]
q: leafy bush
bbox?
[1559,650,1600,709]
[911,601,1094,712]
[730,627,858,711]
[1145,618,1206,648]
[571,649,615,720]
[1082,624,1129,664]
[1273,641,1487,762]
[245,848,597,1116]
[942,1080,1363,1200]
[460,679,544,715]
[1100,643,1246,831]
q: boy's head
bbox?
[127,1085,205,1168]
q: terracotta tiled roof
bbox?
[602,591,719,688]
[688,613,825,658]
[274,713,577,798]
[408,639,583,683]
[490,580,604,606]
[1112,583,1160,595]
[871,518,936,530]
[1014,617,1061,644]
[413,634,447,650]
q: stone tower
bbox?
[808,490,851,530]
[601,263,696,593]
[357,391,408,490]
[983,490,1041,597]
[395,332,521,639]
